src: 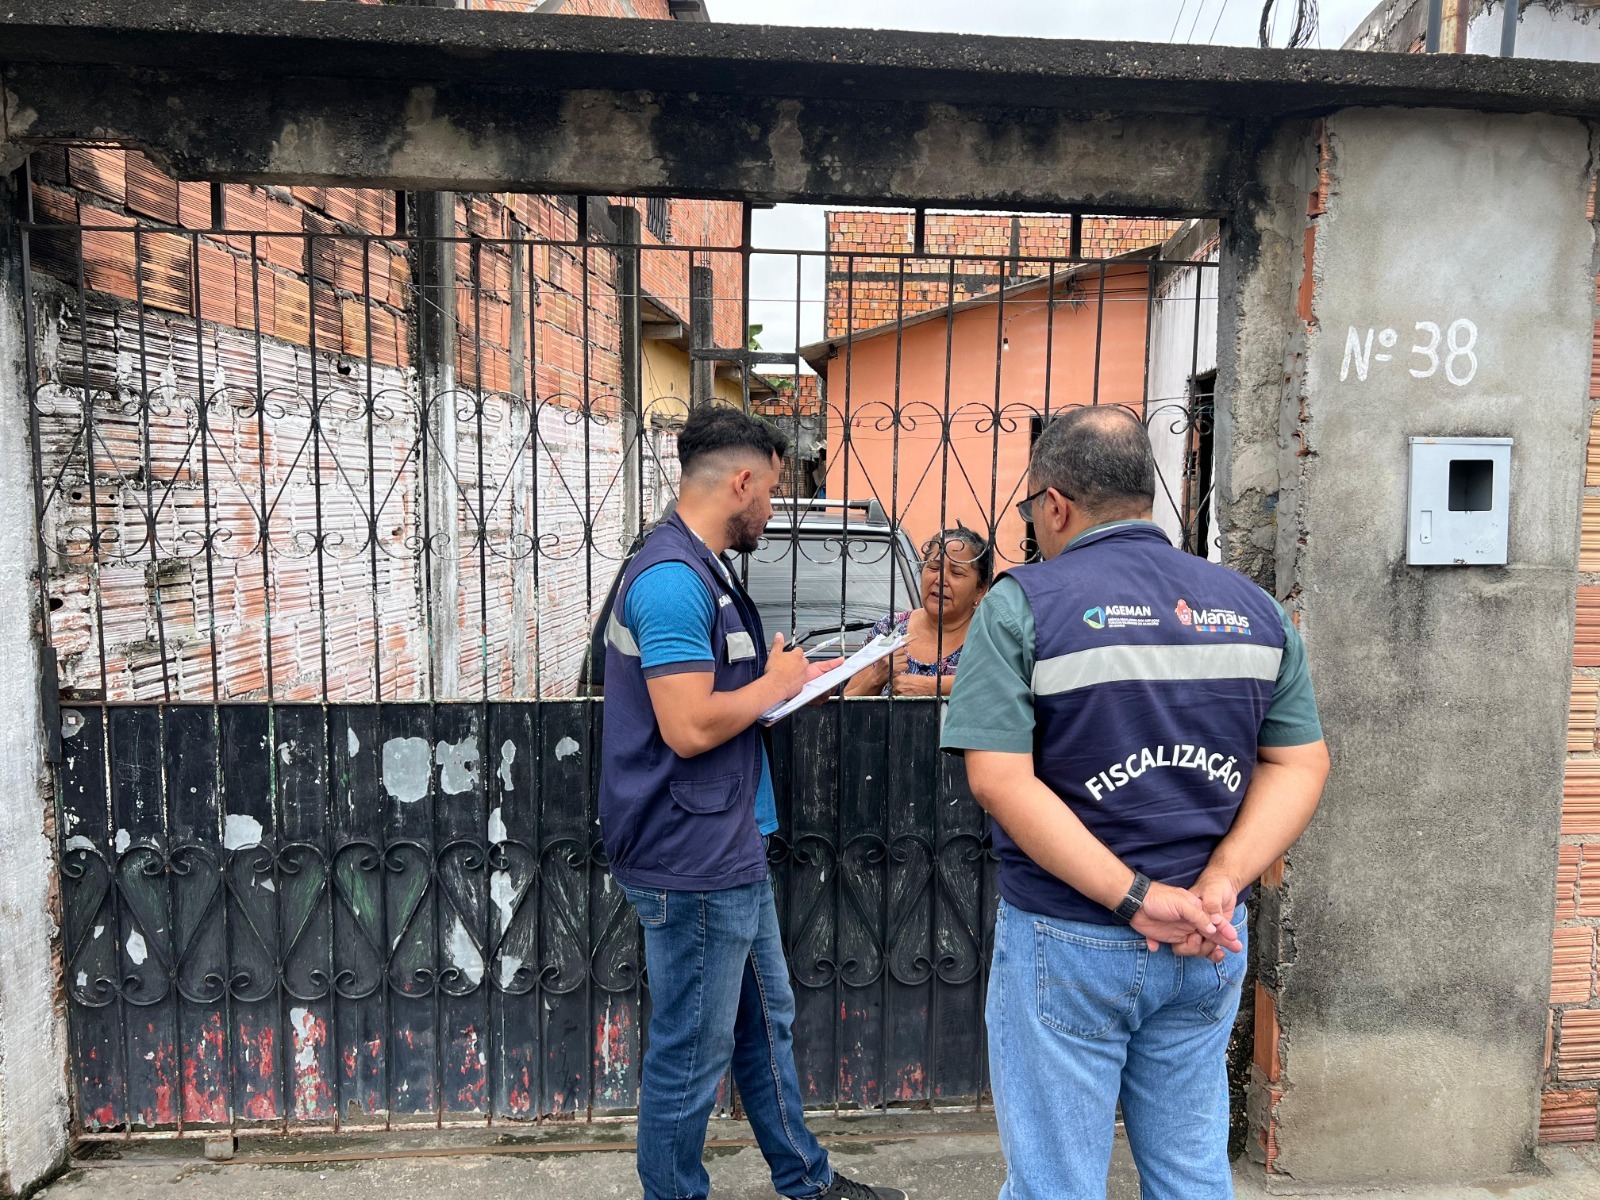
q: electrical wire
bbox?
[1259,0,1316,49]
[1170,0,1190,42]
[1207,0,1231,43]
[1187,0,1210,43]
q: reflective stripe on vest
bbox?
[606,608,640,658]
[1032,641,1283,697]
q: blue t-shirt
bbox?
[622,561,779,836]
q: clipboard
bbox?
[756,633,906,726]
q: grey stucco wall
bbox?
[1216,120,1320,583]
[0,178,68,1197]
[1270,108,1596,1184]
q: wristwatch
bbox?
[1114,871,1152,924]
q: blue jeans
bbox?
[622,879,833,1200]
[987,899,1248,1200]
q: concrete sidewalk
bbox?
[39,1113,1600,1200]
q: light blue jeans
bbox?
[622,879,833,1200]
[987,898,1247,1200]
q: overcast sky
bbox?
[708,0,1379,46]
[720,0,1384,365]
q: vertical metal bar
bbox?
[249,239,276,703]
[471,239,490,700]
[787,253,803,633]
[1425,0,1444,52]
[417,223,437,704]
[362,240,383,700]
[506,218,531,699]
[577,197,596,1117]
[189,234,221,703]
[830,251,857,1114]
[1140,259,1158,422]
[613,206,644,544]
[578,200,595,711]
[69,221,110,697]
[430,701,443,1128]
[880,253,909,1113]
[740,203,754,416]
[888,257,906,640]
[526,239,543,700]
[1069,213,1082,260]
[1041,265,1058,424]
[1186,258,1206,554]
[936,259,956,576]
[309,234,331,701]
[913,207,926,257]
[16,210,56,718]
[131,229,171,701]
[1090,262,1108,408]
[1500,0,1520,57]
[987,258,1005,565]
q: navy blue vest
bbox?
[1002,523,1287,923]
[599,513,770,891]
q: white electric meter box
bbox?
[1406,437,1512,566]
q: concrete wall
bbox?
[0,174,70,1198]
[1266,108,1596,1184]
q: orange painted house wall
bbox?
[821,261,1154,568]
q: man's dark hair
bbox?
[677,404,788,481]
[1029,405,1155,518]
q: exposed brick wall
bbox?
[1247,119,1333,1174]
[25,90,742,702]
[824,211,1182,338]
[1548,201,1600,1138]
[752,372,821,418]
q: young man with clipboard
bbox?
[600,404,905,1200]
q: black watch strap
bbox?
[1114,871,1152,923]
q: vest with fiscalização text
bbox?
[1002,522,1287,923]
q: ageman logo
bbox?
[1084,603,1158,631]
[1175,597,1252,635]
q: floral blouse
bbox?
[867,611,963,694]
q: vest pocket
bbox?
[658,774,752,878]
[669,774,742,815]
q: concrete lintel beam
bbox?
[6,1,1600,119]
[0,62,1246,213]
[641,322,685,341]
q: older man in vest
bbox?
[601,404,905,1200]
[943,406,1329,1199]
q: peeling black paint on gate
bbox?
[57,698,995,1131]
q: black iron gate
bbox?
[22,175,1217,1133]
[57,699,989,1130]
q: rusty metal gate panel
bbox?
[56,699,991,1130]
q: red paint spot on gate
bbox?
[594,1004,634,1102]
[182,1014,229,1123]
[290,1008,332,1120]
[240,1022,278,1121]
[894,1061,927,1103]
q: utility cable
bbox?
[1207,0,1231,44]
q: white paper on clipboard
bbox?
[757,632,906,726]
